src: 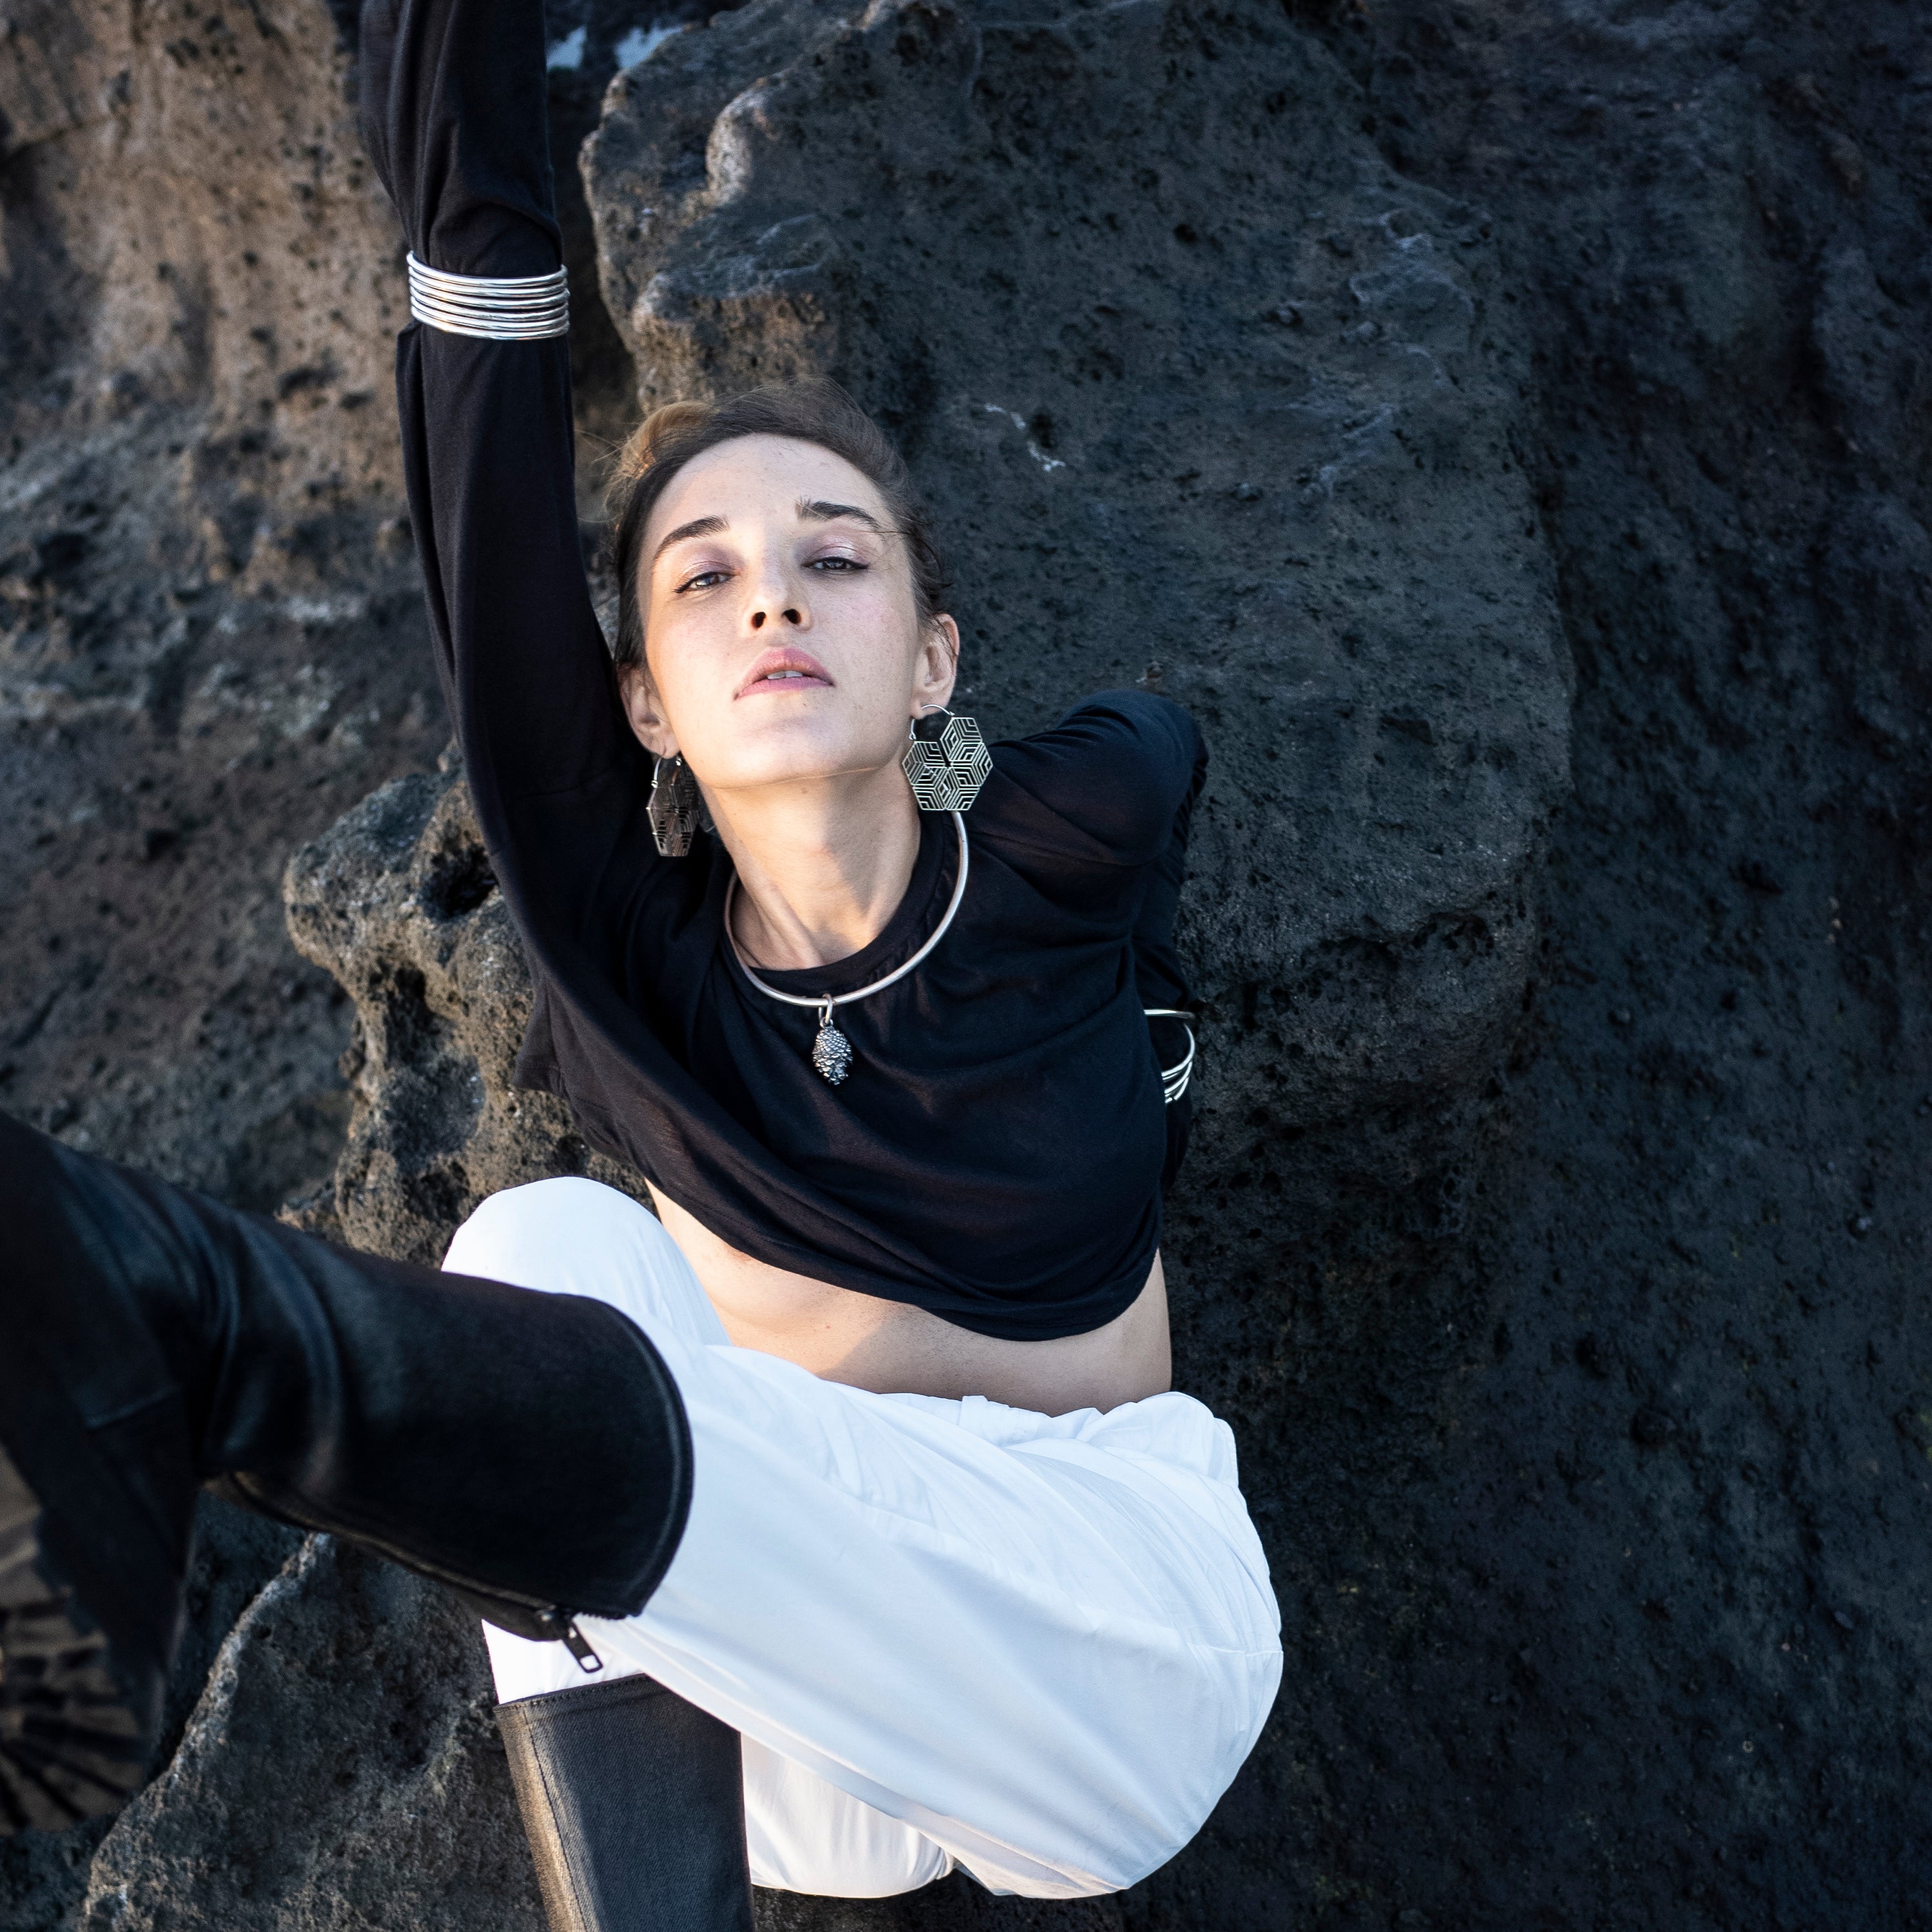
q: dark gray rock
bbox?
[6,0,1932,1924]
[0,0,447,1205]
[280,758,652,1262]
[0,1498,298,1932]
[1184,1,1932,1925]
[83,1537,539,1932]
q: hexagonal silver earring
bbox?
[648,753,705,857]
[901,706,991,813]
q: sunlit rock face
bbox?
[0,0,449,1214]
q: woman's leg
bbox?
[450,1182,951,1902]
[0,1115,691,1837]
[737,1740,953,1898]
[495,1672,754,1932]
[445,1180,1282,1901]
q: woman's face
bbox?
[620,434,957,802]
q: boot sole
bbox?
[0,1439,150,1833]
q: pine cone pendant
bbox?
[812,1011,852,1085]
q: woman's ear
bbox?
[912,614,961,717]
[618,661,679,759]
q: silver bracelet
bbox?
[405,252,569,341]
[1144,1009,1196,1106]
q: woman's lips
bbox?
[736,648,834,697]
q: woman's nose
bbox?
[746,553,808,630]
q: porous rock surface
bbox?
[278,757,652,1260]
[0,0,447,1207]
[0,0,669,1211]
[5,0,1932,1926]
[81,1536,540,1931]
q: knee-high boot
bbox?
[498,1675,754,1932]
[0,1111,691,1835]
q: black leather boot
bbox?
[0,1111,691,1833]
[498,1675,754,1932]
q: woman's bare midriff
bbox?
[649,1187,1171,1415]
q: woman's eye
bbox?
[676,569,731,593]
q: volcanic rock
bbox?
[0,0,446,1203]
[280,757,652,1260]
[5,0,1932,1923]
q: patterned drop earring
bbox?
[648,753,704,857]
[901,705,991,813]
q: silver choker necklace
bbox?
[724,813,970,1086]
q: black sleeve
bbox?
[986,688,1207,1190]
[988,690,1205,872]
[358,0,637,830]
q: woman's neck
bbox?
[710,762,924,971]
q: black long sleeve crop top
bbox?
[359,0,1206,1340]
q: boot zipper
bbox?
[527,1604,603,1673]
[560,1617,604,1673]
[224,1474,605,1670]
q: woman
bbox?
[0,0,1280,1913]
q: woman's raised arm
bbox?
[359,0,637,832]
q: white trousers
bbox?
[444,1180,1281,1901]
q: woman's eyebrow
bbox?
[652,514,727,565]
[798,499,883,531]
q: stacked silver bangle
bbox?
[405,252,569,340]
[1144,1009,1196,1106]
